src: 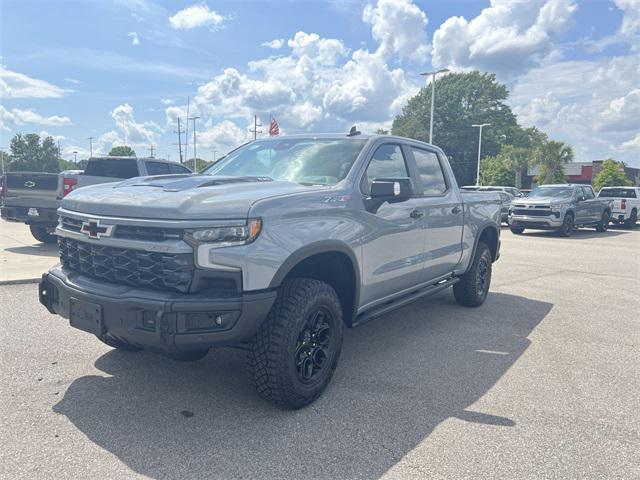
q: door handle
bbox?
[410,209,424,219]
[452,206,462,215]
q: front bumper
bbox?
[508,213,563,230]
[1,205,58,224]
[39,265,277,353]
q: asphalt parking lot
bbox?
[1,225,638,479]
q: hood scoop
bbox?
[115,174,274,192]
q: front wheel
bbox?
[558,213,574,237]
[30,224,57,244]
[596,211,610,232]
[453,242,492,307]
[247,278,343,409]
[509,226,525,234]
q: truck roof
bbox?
[88,156,172,162]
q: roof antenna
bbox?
[347,125,361,137]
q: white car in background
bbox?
[597,186,639,228]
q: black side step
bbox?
[351,277,459,328]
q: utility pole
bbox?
[174,117,184,163]
[250,114,262,141]
[87,137,94,158]
[184,97,190,162]
[57,140,62,159]
[73,151,78,163]
[189,115,200,172]
[420,68,449,144]
[213,150,218,163]
[472,123,491,186]
[148,144,155,158]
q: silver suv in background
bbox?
[508,184,613,236]
[40,134,501,409]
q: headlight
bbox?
[550,204,563,211]
[185,218,262,248]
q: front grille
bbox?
[59,216,184,242]
[59,237,194,292]
[512,208,551,217]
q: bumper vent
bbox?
[59,237,194,292]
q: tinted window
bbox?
[84,159,139,179]
[146,162,171,175]
[599,188,637,198]
[412,148,447,195]
[362,144,409,194]
[169,164,191,174]
[582,186,595,199]
[529,186,574,199]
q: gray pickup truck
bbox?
[39,134,501,408]
[1,157,191,243]
[508,184,613,236]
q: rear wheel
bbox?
[453,242,492,307]
[626,209,637,229]
[509,226,525,234]
[30,224,57,244]
[558,213,574,237]
[596,211,610,232]
[248,278,343,409]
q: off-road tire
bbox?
[509,226,525,234]
[596,211,610,232]
[558,212,574,237]
[96,334,142,351]
[453,242,492,307]
[247,278,343,409]
[30,224,57,244]
[626,209,638,229]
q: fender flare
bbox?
[268,240,361,317]
[466,223,500,273]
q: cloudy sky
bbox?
[1,0,638,166]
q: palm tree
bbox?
[534,141,573,184]
[501,145,531,190]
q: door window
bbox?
[362,144,409,195]
[411,148,447,195]
[146,162,171,175]
[169,164,191,174]
[582,186,595,199]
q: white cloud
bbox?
[128,32,140,46]
[64,77,82,85]
[510,55,640,165]
[618,133,640,153]
[262,38,284,49]
[160,98,174,105]
[0,65,68,98]
[432,0,578,77]
[62,145,90,160]
[363,0,429,61]
[40,131,66,142]
[169,4,225,30]
[0,105,72,128]
[110,103,155,145]
[198,120,249,154]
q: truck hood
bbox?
[61,175,313,220]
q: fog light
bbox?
[184,311,239,332]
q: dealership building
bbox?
[526,160,640,187]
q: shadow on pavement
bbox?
[5,245,58,257]
[53,291,552,479]
[514,228,630,239]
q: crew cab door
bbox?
[359,143,428,306]
[406,146,464,282]
[575,186,595,223]
[582,185,601,221]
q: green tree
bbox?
[533,140,573,184]
[8,133,60,172]
[186,158,212,172]
[108,145,136,157]
[392,71,523,185]
[501,145,532,189]
[479,154,514,186]
[375,128,389,135]
[593,159,632,191]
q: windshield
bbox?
[598,188,637,198]
[528,186,575,199]
[203,138,367,185]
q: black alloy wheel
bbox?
[295,307,333,382]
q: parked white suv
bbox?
[597,186,639,228]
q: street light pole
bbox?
[73,151,78,163]
[87,137,94,158]
[420,68,449,144]
[189,115,200,172]
[213,150,218,163]
[472,123,491,186]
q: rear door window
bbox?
[84,159,139,178]
[411,147,447,195]
[169,164,191,174]
[582,186,595,199]
[599,188,637,198]
[146,162,171,176]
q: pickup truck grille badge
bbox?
[59,216,184,242]
[58,237,194,293]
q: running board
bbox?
[352,276,459,328]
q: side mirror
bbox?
[366,177,413,212]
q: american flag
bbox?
[269,116,280,137]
